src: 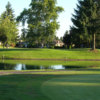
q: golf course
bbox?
[0,70,100,100]
[0,0,100,99]
[0,48,100,100]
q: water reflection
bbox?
[14,64,65,70]
[51,65,65,70]
[0,62,89,70]
[14,64,26,70]
[0,63,15,70]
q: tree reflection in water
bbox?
[0,62,91,70]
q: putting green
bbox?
[42,75,100,100]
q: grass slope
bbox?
[0,48,100,60]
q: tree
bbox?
[17,0,63,47]
[63,31,72,48]
[86,0,100,50]
[0,2,18,48]
[1,2,15,21]
[70,0,100,50]
[21,28,27,41]
[0,16,18,48]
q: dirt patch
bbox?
[89,49,99,53]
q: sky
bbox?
[0,0,78,38]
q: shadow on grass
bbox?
[0,48,43,52]
[0,48,92,52]
[0,74,57,100]
[42,74,100,100]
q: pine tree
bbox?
[71,0,90,48]
[2,2,15,21]
[70,0,100,50]
[63,31,72,48]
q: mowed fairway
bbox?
[0,74,54,100]
[42,75,100,100]
[0,72,100,100]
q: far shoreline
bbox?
[1,58,100,61]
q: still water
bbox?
[0,62,87,70]
[0,60,100,70]
[0,63,81,70]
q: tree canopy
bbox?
[17,0,64,47]
[0,2,18,48]
[68,0,100,50]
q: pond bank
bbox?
[0,70,100,76]
[1,58,100,61]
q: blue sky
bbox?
[0,0,78,38]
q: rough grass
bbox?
[0,48,100,60]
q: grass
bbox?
[0,71,100,100]
[0,48,100,60]
[0,48,100,99]
[0,59,100,100]
[0,74,54,100]
[42,74,100,100]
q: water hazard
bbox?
[0,60,100,70]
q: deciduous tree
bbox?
[0,2,18,48]
[17,0,63,47]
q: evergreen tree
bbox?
[63,31,72,48]
[70,0,100,50]
[2,2,15,21]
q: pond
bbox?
[0,60,100,70]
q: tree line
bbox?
[0,0,63,48]
[0,0,100,50]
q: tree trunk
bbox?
[6,43,8,49]
[92,33,96,50]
